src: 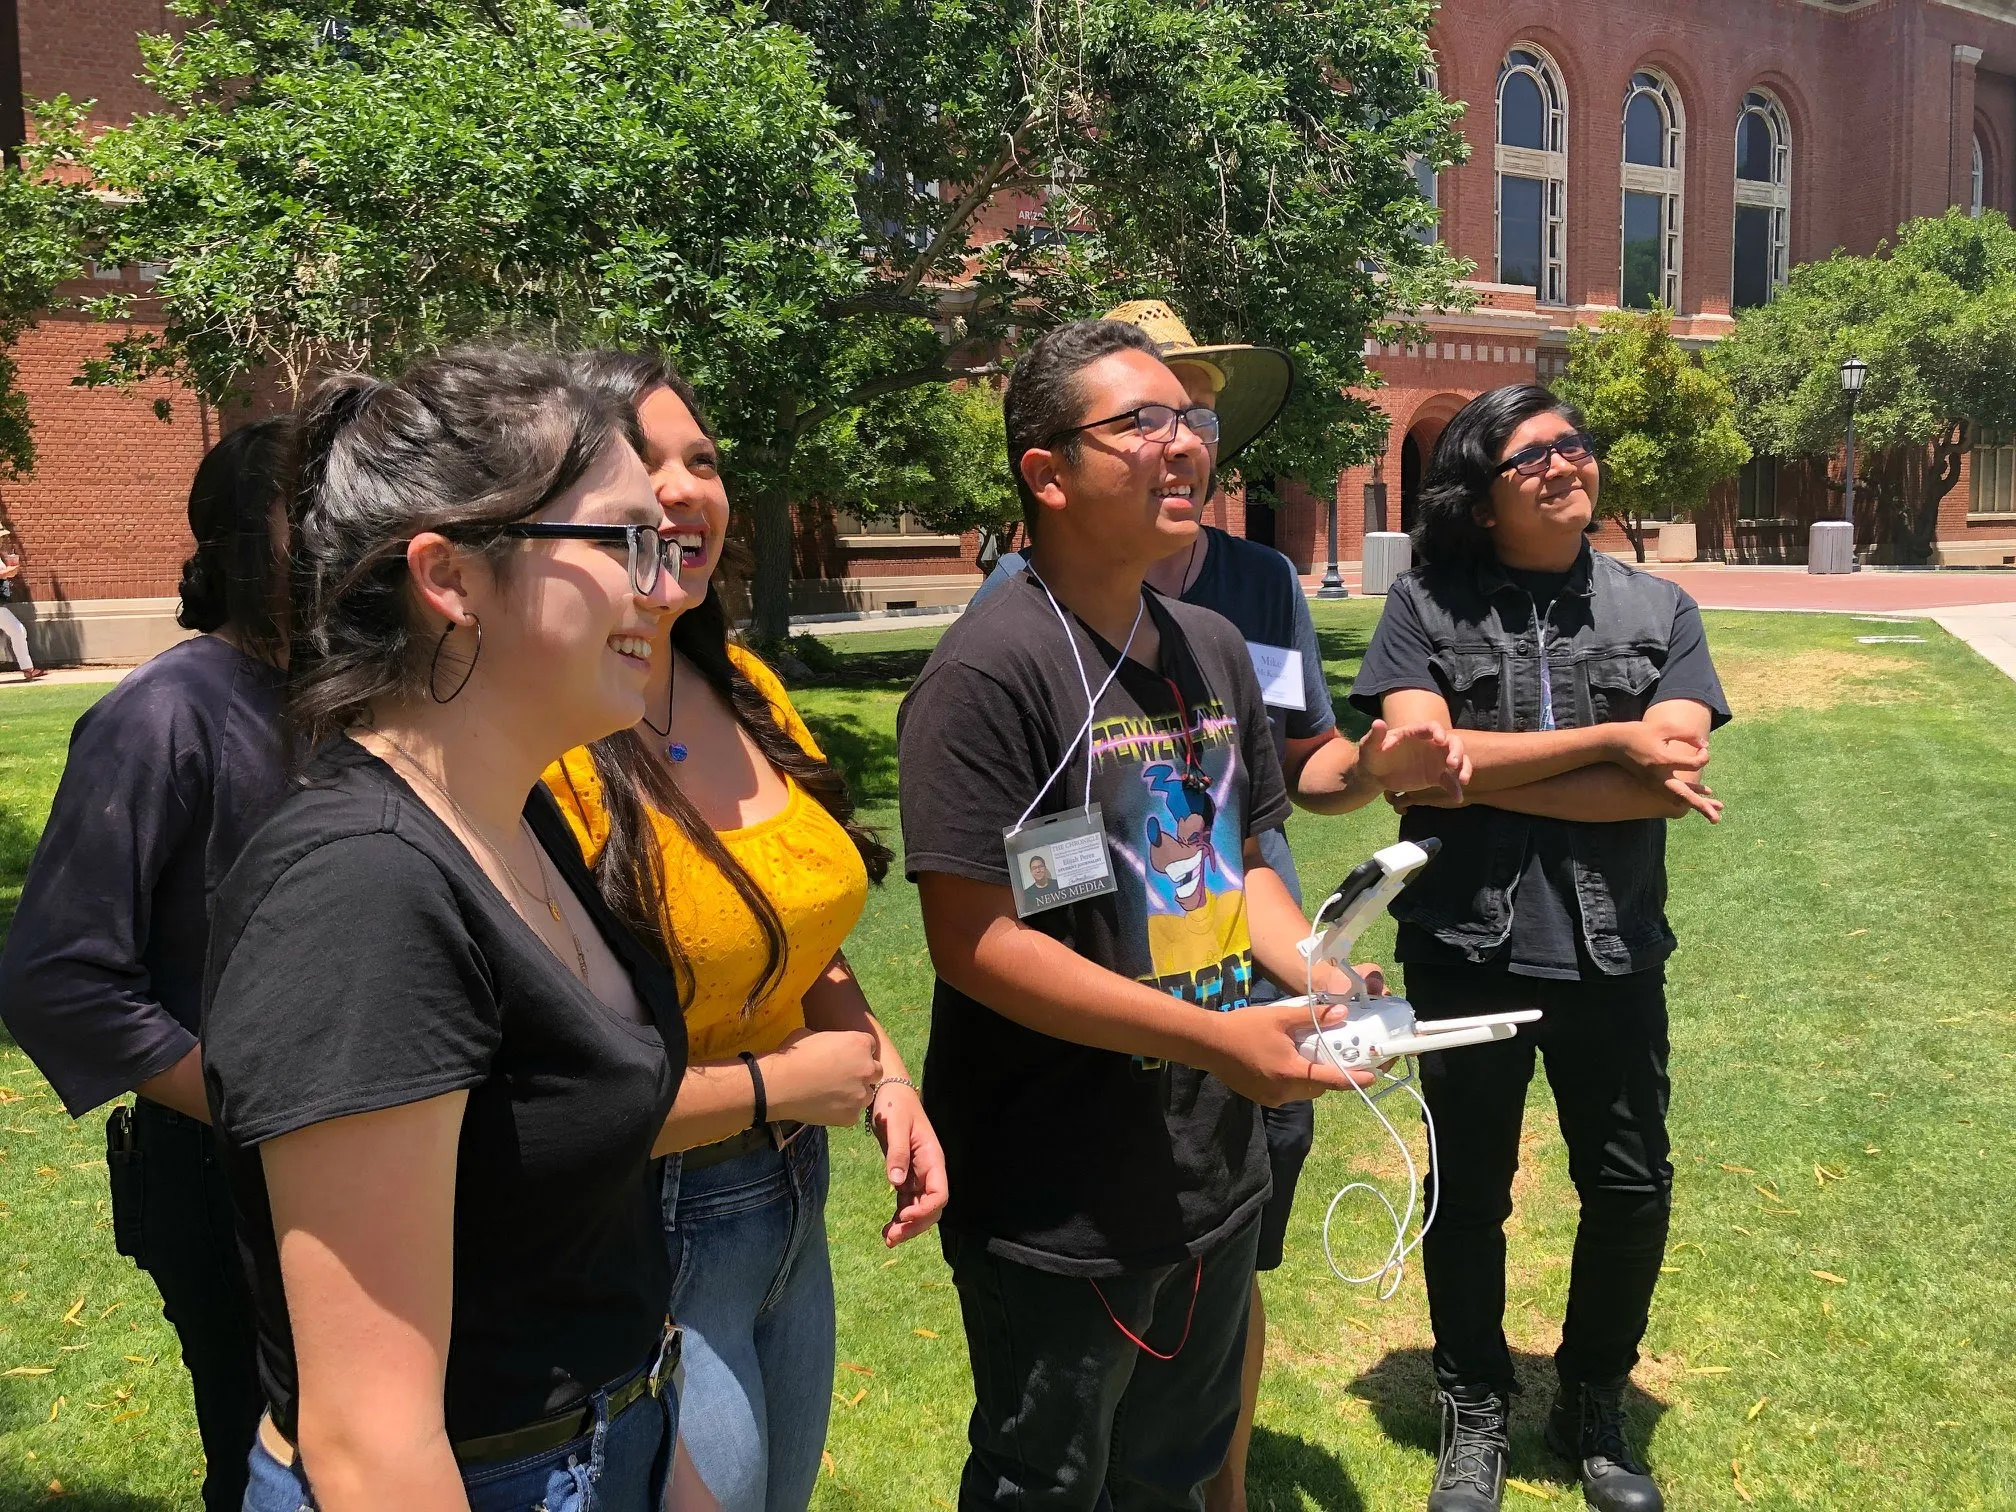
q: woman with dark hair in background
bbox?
[0,416,294,1512]
[1350,384,1729,1512]
[201,347,691,1511]
[547,350,947,1512]
[0,524,48,680]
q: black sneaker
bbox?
[1427,1386,1509,1512]
[1544,1378,1663,1512]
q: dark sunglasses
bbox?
[1495,431,1597,478]
[498,522,676,596]
[1048,403,1221,449]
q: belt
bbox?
[451,1324,680,1466]
[680,1120,805,1173]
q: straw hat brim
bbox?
[1165,344,1294,465]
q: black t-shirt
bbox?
[202,740,686,1442]
[898,572,1292,1276]
[1354,561,1727,979]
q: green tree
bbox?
[793,381,1015,538]
[1713,209,2016,562]
[69,0,1467,639]
[1556,305,1749,561]
[0,155,87,480]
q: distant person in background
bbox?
[0,418,294,1511]
[0,525,48,681]
[970,301,1467,1512]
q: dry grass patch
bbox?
[1717,649,1921,716]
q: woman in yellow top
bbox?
[546,352,947,1512]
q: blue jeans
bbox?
[665,1124,835,1512]
[240,1367,676,1511]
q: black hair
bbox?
[285,344,629,755]
[560,349,893,1016]
[1414,383,1587,567]
[1003,319,1163,537]
[176,416,295,662]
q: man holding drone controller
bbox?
[970,298,1471,1512]
[899,317,1476,1512]
[1352,384,1730,1512]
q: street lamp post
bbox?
[1809,356,1867,575]
[1318,486,1349,598]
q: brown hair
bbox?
[285,344,630,753]
[562,350,892,1015]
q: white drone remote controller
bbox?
[1282,838,1541,1064]
[1278,838,1542,1298]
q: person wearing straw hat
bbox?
[970,302,1468,1511]
[0,526,47,682]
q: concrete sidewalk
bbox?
[1928,602,2016,682]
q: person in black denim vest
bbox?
[1351,385,1730,1512]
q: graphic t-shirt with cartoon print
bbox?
[898,572,1292,1276]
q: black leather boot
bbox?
[1544,1378,1663,1511]
[1426,1386,1509,1511]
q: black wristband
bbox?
[739,1051,766,1131]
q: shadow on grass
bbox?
[1247,1424,1367,1511]
[1347,1347,1669,1490]
[798,708,901,813]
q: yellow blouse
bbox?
[544,644,869,1064]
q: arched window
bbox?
[1973,132,1986,217]
[1496,46,1567,303]
[1733,90,1790,310]
[1621,70,1684,309]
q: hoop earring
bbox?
[427,616,481,704]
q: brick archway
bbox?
[1399,393,1473,531]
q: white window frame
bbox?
[1973,133,1986,217]
[1970,428,2016,517]
[1496,45,1568,304]
[1733,89,1791,307]
[1620,70,1684,310]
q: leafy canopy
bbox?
[1556,305,1748,529]
[0,157,87,479]
[1713,209,2016,460]
[64,0,1467,634]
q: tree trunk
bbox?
[749,423,802,649]
[1619,513,1647,562]
[748,473,797,646]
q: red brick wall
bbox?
[0,313,213,601]
[18,0,180,132]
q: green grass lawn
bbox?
[1,606,2012,1510]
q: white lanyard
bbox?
[1012,571,1146,832]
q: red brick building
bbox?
[6,1,2016,660]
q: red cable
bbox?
[1088,1257,1203,1361]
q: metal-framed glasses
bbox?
[498,522,676,595]
[1048,403,1221,448]
[1495,432,1597,478]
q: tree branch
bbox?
[791,357,1010,436]
[893,124,1036,301]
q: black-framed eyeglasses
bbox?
[1048,403,1221,449]
[498,522,676,596]
[1495,432,1597,478]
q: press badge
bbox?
[1005,805,1118,918]
[1246,642,1307,712]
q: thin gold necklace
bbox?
[368,734,589,982]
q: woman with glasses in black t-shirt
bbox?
[203,347,694,1512]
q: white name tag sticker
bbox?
[1247,642,1307,711]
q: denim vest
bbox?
[1387,545,1683,976]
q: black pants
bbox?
[944,1218,1260,1511]
[110,1100,263,1512]
[1405,964,1673,1397]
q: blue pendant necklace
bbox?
[641,654,688,762]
